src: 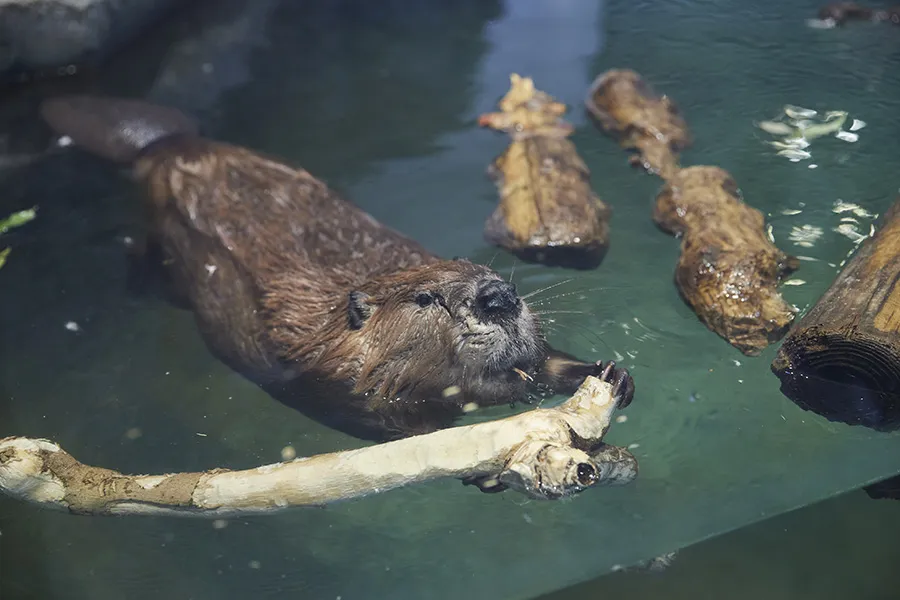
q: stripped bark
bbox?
[0,376,637,517]
[585,69,799,355]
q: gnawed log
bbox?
[584,68,799,354]
[584,69,690,180]
[479,74,611,269]
[865,474,900,500]
[655,166,800,355]
[0,376,637,517]
[772,198,900,431]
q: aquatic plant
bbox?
[0,207,37,269]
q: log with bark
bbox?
[0,376,637,517]
[655,166,800,355]
[478,74,611,269]
[772,198,900,431]
[584,69,690,180]
[584,68,799,355]
[865,474,900,500]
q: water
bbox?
[2,1,900,599]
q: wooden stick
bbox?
[584,69,799,355]
[772,198,900,431]
[584,69,690,181]
[0,377,637,518]
[478,74,611,270]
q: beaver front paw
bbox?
[594,360,635,409]
[535,350,636,406]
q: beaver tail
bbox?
[40,95,200,164]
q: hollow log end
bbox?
[771,329,900,431]
[498,440,636,500]
[0,437,68,511]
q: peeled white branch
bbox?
[0,376,636,518]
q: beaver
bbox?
[40,95,635,444]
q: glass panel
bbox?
[3,1,900,599]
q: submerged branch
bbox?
[0,376,636,518]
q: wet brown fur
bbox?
[125,133,626,440]
[41,94,634,442]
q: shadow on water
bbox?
[211,0,502,182]
[0,0,501,188]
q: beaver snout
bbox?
[475,280,522,321]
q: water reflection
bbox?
[210,0,503,182]
[1,1,506,599]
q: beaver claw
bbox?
[594,360,635,409]
[536,350,636,408]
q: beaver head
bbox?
[266,258,546,407]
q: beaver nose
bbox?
[475,280,521,319]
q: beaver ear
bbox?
[348,291,374,330]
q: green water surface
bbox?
[2,1,900,599]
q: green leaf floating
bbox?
[0,206,37,269]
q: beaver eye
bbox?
[415,292,434,308]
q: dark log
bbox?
[479,74,610,270]
[865,474,900,500]
[816,3,900,26]
[655,166,800,355]
[584,69,690,181]
[772,198,900,431]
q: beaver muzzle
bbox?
[474,280,522,322]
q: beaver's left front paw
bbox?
[594,360,635,409]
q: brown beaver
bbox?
[39,95,634,444]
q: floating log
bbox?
[655,166,800,355]
[865,474,900,500]
[478,74,611,269]
[584,68,690,180]
[585,68,799,354]
[772,198,900,431]
[0,376,637,517]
